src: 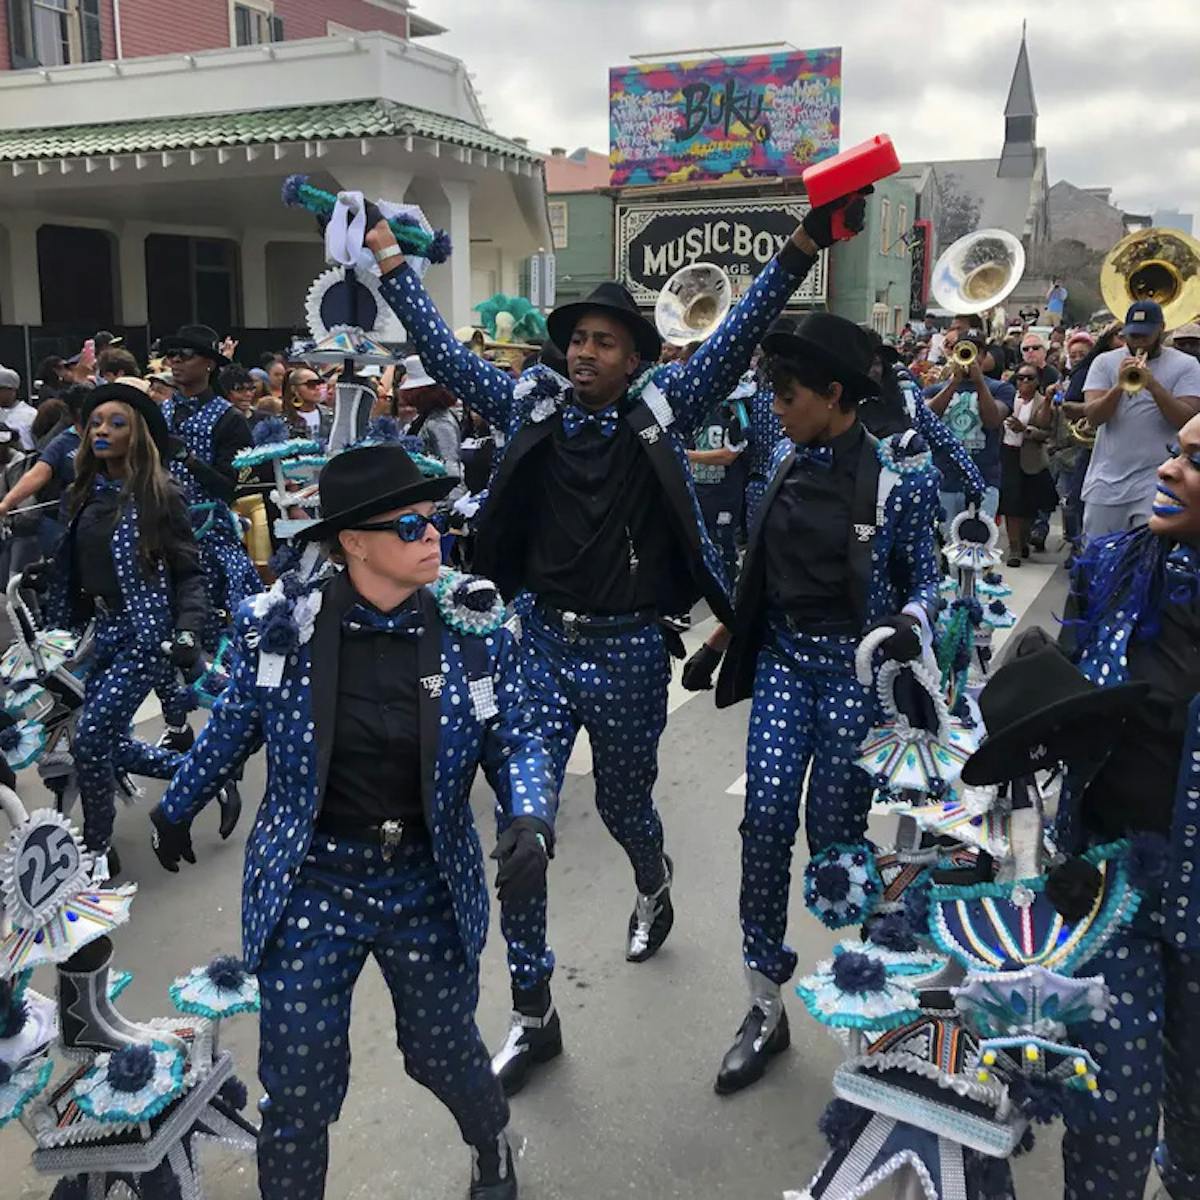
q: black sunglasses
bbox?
[1016,373,1037,381]
[163,349,199,363]
[347,511,447,542]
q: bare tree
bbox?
[936,173,983,246]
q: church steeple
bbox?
[998,23,1038,178]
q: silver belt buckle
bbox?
[380,819,405,861]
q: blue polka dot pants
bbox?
[75,615,183,851]
[740,627,873,985]
[256,833,508,1200]
[1062,909,1200,1200]
[499,608,670,991]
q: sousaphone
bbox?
[1100,226,1200,331]
[655,262,733,346]
[930,228,1026,315]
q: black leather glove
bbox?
[149,805,196,872]
[681,643,722,692]
[892,667,939,733]
[802,186,873,250]
[865,613,923,663]
[163,630,201,670]
[491,817,553,906]
[20,560,51,594]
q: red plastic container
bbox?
[802,134,901,207]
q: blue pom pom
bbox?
[904,875,932,933]
[252,416,290,447]
[868,913,918,953]
[1127,834,1170,891]
[218,1075,249,1111]
[0,991,27,1040]
[818,1098,867,1151]
[830,951,887,994]
[106,1044,156,1094]
[281,174,307,207]
[206,955,247,992]
[0,725,20,752]
[1008,1073,1084,1125]
[427,229,452,264]
[813,862,851,904]
[366,416,403,444]
[267,544,302,578]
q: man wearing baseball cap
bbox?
[1171,320,1200,361]
[1080,300,1200,538]
[0,365,37,450]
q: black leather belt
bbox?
[314,811,427,860]
[773,610,858,638]
[537,602,658,640]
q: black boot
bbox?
[469,1132,517,1199]
[491,985,562,1097]
[715,970,790,1095]
[218,781,242,840]
[626,853,674,963]
[156,723,194,753]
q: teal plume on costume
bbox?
[472,293,550,342]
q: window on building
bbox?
[879,197,891,257]
[8,0,103,69]
[896,204,909,256]
[548,201,569,251]
[38,225,116,325]
[232,0,282,46]
[146,235,242,333]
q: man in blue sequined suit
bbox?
[366,194,871,1094]
[1051,418,1200,1200]
[155,325,260,752]
[692,314,941,1095]
[152,445,556,1200]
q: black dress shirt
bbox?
[763,421,864,631]
[525,416,673,614]
[1085,597,1200,838]
[321,597,425,828]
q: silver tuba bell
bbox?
[930,228,1025,315]
[655,261,734,346]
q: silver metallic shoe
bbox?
[626,853,674,962]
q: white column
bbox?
[0,213,42,325]
[439,178,473,329]
[116,221,149,326]
[240,229,271,327]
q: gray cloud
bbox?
[419,0,1200,226]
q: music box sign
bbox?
[616,197,828,307]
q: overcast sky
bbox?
[418,0,1200,224]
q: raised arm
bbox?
[366,221,516,430]
[668,195,868,435]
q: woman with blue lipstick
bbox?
[1054,413,1200,1200]
[38,379,206,881]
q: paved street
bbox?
[5,556,1074,1200]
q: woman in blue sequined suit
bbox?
[153,445,557,1200]
[41,382,206,880]
[1053,415,1200,1200]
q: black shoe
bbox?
[492,987,562,1097]
[156,724,194,754]
[1029,534,1046,553]
[469,1134,517,1200]
[626,854,674,962]
[218,782,242,840]
[1007,555,1022,568]
[715,1006,790,1095]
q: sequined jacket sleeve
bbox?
[378,266,516,430]
[480,623,556,828]
[891,463,942,623]
[666,245,818,438]
[160,611,264,825]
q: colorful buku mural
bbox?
[609,48,842,187]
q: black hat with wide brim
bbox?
[547,281,662,363]
[294,444,457,544]
[157,324,230,366]
[960,633,1150,785]
[81,382,171,459]
[762,313,880,402]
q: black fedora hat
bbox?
[157,324,230,366]
[547,281,662,363]
[81,381,171,459]
[960,629,1149,785]
[295,445,456,544]
[762,313,880,401]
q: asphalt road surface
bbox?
[5,558,1085,1200]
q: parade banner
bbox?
[616,197,828,306]
[609,48,841,187]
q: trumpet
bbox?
[951,339,978,368]
[1119,352,1150,394]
